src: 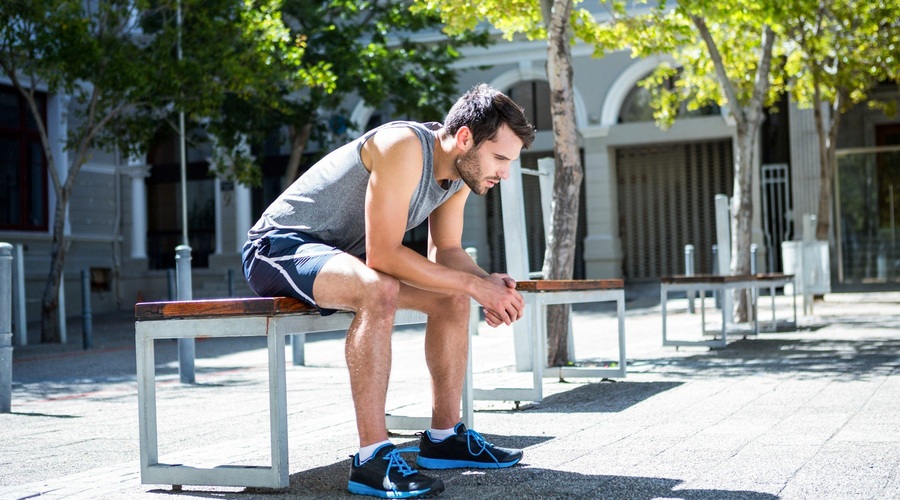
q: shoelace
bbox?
[384,446,419,477]
[465,428,500,464]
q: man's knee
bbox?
[359,273,401,315]
[429,292,470,319]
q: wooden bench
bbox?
[134,297,429,489]
[660,273,796,348]
[471,279,627,405]
[134,279,627,489]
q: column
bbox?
[128,161,151,259]
[234,183,252,253]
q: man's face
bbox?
[456,125,523,196]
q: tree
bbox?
[239,0,492,190]
[783,0,900,241]
[416,0,597,367]
[596,0,784,321]
[0,0,328,343]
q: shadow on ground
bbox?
[148,459,779,499]
[519,381,683,414]
[633,336,900,381]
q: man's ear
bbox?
[455,126,474,152]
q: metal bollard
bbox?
[750,244,758,274]
[175,245,195,383]
[465,247,480,336]
[166,269,176,301]
[685,244,695,313]
[81,270,93,350]
[1,243,14,413]
[12,244,26,347]
[712,245,721,309]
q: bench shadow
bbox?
[148,458,779,499]
[515,381,683,414]
[634,336,900,381]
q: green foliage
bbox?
[591,0,788,129]
[274,0,491,153]
[782,0,900,112]
[0,0,326,170]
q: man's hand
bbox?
[473,273,524,327]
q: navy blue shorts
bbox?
[241,229,345,316]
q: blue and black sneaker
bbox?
[416,423,523,469]
[348,443,444,498]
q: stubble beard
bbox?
[456,148,489,196]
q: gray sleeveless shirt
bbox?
[248,121,465,257]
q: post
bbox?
[712,245,721,309]
[714,194,732,322]
[801,214,817,315]
[58,275,67,344]
[750,244,758,274]
[465,247,480,336]
[684,244,695,313]
[1,243,13,412]
[81,270,93,350]
[166,269,176,301]
[175,245,195,383]
[227,269,235,298]
[12,244,26,346]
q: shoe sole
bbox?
[348,481,443,498]
[415,456,521,469]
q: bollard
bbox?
[81,270,93,350]
[175,245,195,383]
[12,244,26,347]
[1,243,14,413]
[465,247,480,336]
[712,245,721,309]
[166,269,176,301]
[227,269,235,298]
[685,244,695,313]
[750,244,758,274]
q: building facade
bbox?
[2,31,898,331]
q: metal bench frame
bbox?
[660,274,796,348]
[135,298,427,489]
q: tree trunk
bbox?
[40,191,69,343]
[815,88,843,241]
[282,123,312,190]
[542,0,583,368]
[731,124,756,322]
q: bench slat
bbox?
[135,297,316,321]
[135,279,628,321]
[515,279,624,291]
[661,273,793,285]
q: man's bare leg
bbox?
[405,291,469,430]
[312,254,471,444]
[312,254,400,447]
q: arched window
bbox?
[619,72,720,123]
[507,80,553,131]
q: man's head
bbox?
[444,84,535,151]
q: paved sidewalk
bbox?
[1,288,898,499]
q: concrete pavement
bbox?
[0,288,898,499]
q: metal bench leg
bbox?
[136,326,158,478]
[268,325,290,488]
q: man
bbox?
[242,83,535,498]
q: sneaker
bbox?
[348,443,444,498]
[416,423,522,469]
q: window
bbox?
[0,84,47,231]
[507,80,553,131]
[619,71,720,124]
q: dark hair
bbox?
[444,84,535,149]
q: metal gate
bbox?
[616,139,734,280]
[761,163,793,273]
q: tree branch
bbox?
[691,14,745,127]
